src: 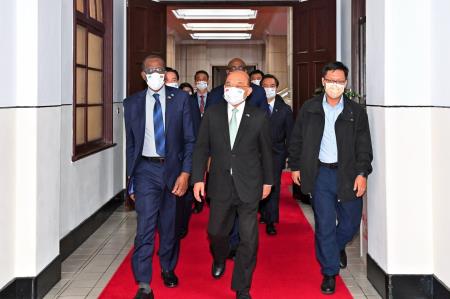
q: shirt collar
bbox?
[228,100,246,113]
[147,86,166,99]
[322,94,344,109]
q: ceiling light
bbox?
[173,9,258,20]
[183,23,254,31]
[190,33,252,40]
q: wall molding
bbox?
[0,190,124,299]
[367,254,450,299]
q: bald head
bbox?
[227,58,247,73]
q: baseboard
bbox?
[0,190,124,299]
[60,189,125,261]
[367,254,450,299]
[0,256,60,299]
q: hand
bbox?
[353,175,367,197]
[262,184,272,199]
[172,172,190,197]
[292,171,301,186]
[129,193,135,202]
[193,182,205,202]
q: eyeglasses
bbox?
[144,67,166,74]
[228,66,246,71]
[323,78,347,85]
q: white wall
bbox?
[430,0,450,288]
[336,0,352,82]
[367,0,450,287]
[0,0,126,290]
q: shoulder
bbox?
[344,97,365,112]
[246,104,266,120]
[276,96,292,111]
[167,86,189,102]
[124,89,146,107]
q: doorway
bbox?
[126,0,336,113]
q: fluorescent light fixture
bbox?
[173,9,258,20]
[190,33,252,40]
[183,23,254,31]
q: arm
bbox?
[259,114,274,186]
[181,92,196,174]
[284,105,295,155]
[123,99,135,177]
[355,108,373,176]
[288,106,305,172]
[191,110,211,184]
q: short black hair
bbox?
[261,74,279,87]
[194,70,209,80]
[321,61,349,79]
[165,67,179,81]
[179,82,194,94]
[249,69,265,78]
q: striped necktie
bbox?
[153,93,165,156]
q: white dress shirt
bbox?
[142,87,166,157]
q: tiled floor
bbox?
[45,202,381,299]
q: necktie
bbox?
[269,104,273,115]
[200,95,205,114]
[266,103,272,116]
[229,108,238,149]
[153,93,165,156]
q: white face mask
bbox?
[324,82,346,99]
[224,87,246,106]
[166,82,179,88]
[196,81,208,91]
[264,87,277,100]
[251,79,261,86]
[146,73,165,91]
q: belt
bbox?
[142,156,165,163]
[318,160,338,169]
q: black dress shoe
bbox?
[266,223,277,235]
[340,249,347,269]
[161,270,178,288]
[259,216,266,224]
[179,229,188,239]
[134,288,154,299]
[211,261,226,279]
[321,275,336,295]
[236,291,251,299]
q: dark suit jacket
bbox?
[192,102,274,203]
[270,95,294,161]
[206,83,268,110]
[123,86,196,188]
[189,92,202,137]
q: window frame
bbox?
[72,0,114,161]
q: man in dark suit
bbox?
[260,74,294,235]
[192,71,273,299]
[207,58,268,110]
[191,70,210,214]
[124,55,195,299]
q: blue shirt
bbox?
[142,87,166,157]
[318,95,344,163]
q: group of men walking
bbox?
[123,54,373,299]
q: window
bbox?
[73,0,113,160]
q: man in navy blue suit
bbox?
[260,74,294,235]
[123,55,195,299]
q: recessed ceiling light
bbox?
[190,33,252,40]
[173,9,258,20]
[183,23,254,31]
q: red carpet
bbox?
[99,173,353,299]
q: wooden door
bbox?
[127,0,167,95]
[292,0,336,114]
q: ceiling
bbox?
[167,6,288,42]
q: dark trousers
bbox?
[208,181,259,292]
[312,166,363,276]
[176,187,193,237]
[132,160,179,284]
[260,156,284,223]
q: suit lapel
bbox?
[137,90,147,153]
[232,103,251,149]
[271,98,282,119]
[219,102,232,151]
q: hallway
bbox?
[44,176,380,299]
